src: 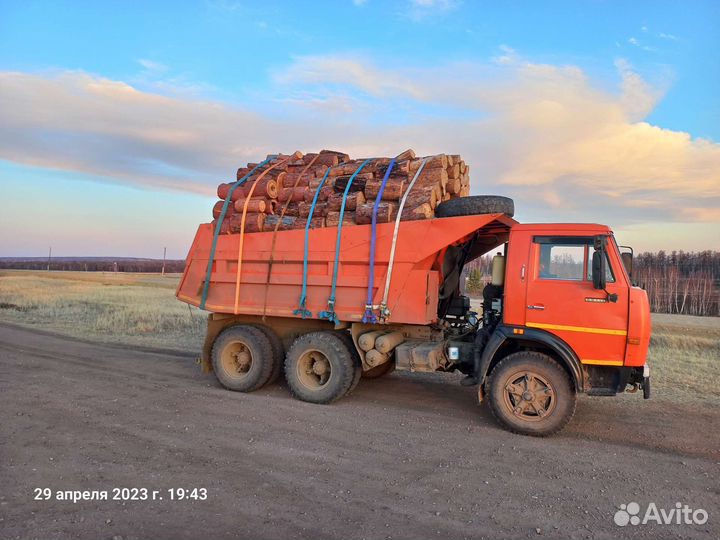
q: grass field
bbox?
[0,269,718,404]
[0,270,203,351]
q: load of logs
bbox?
[212,149,470,233]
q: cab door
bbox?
[523,235,628,367]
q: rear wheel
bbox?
[251,324,284,385]
[284,332,358,404]
[211,325,274,392]
[486,351,576,436]
[335,331,362,395]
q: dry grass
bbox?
[0,270,204,351]
[1,270,717,404]
[647,313,720,404]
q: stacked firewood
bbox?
[211,149,470,233]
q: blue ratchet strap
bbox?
[199,157,275,310]
[319,158,374,325]
[362,157,396,323]
[293,166,333,318]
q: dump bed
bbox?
[177,213,515,325]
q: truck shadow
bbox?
[338,370,492,420]
[205,365,717,459]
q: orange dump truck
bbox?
[177,191,651,436]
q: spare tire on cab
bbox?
[435,195,514,218]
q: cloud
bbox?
[352,0,367,5]
[1,52,719,250]
[406,0,460,21]
[137,59,168,73]
[627,36,656,52]
[491,45,519,66]
[410,0,458,7]
[249,52,720,229]
[0,70,279,194]
[275,54,427,99]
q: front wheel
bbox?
[486,351,576,436]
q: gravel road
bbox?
[1,323,717,539]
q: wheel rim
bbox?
[220,340,253,380]
[297,349,332,390]
[501,370,556,422]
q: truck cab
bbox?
[454,222,651,435]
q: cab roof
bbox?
[511,223,612,235]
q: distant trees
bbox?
[633,250,719,316]
[465,268,484,295]
[462,255,494,297]
[0,259,186,273]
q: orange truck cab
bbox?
[177,196,651,437]
[460,223,651,435]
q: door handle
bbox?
[527,304,545,310]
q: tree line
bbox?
[633,250,719,316]
[0,259,186,273]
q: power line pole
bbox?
[47,246,52,271]
[162,247,167,276]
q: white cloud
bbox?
[137,59,168,73]
[659,32,678,41]
[1,52,718,250]
[275,54,427,99]
[491,45,519,66]
[406,0,460,21]
[410,0,457,7]
[627,36,656,52]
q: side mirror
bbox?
[592,249,606,290]
[619,245,634,280]
[621,252,633,278]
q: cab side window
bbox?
[537,244,585,280]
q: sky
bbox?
[0,0,718,258]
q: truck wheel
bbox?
[435,195,514,218]
[486,352,576,436]
[334,331,362,395]
[251,324,284,385]
[284,332,357,404]
[211,325,274,392]
[361,361,394,379]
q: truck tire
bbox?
[284,332,358,404]
[250,324,284,385]
[486,351,576,436]
[435,195,514,218]
[361,361,395,379]
[211,325,274,393]
[334,331,362,395]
